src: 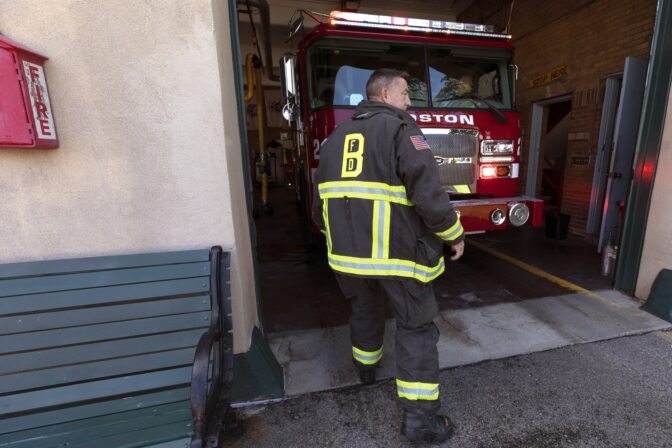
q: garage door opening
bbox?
[236,8,617,336]
[228,0,671,401]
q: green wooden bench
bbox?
[0,247,235,448]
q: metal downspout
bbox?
[236,0,280,81]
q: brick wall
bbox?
[460,0,657,237]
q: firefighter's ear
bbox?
[380,87,388,102]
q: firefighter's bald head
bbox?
[366,68,412,110]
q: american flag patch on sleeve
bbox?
[410,135,431,150]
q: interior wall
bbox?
[636,89,672,299]
[0,0,258,353]
[545,113,570,162]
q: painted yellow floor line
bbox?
[655,331,672,342]
[467,240,620,309]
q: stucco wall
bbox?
[636,89,672,299]
[0,0,258,352]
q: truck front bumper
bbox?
[451,196,544,233]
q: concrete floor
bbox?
[251,185,670,393]
[267,289,669,397]
[240,186,672,446]
[226,331,672,448]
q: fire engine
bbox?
[279,10,543,235]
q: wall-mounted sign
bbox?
[570,153,590,166]
[22,62,56,140]
[568,132,590,141]
[529,65,570,88]
[0,34,58,149]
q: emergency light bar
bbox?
[329,11,511,40]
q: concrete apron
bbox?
[268,290,672,397]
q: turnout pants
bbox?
[335,273,441,414]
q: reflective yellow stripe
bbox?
[382,201,390,259]
[318,181,413,206]
[371,200,391,259]
[323,199,332,251]
[372,200,381,258]
[352,345,383,365]
[327,253,445,283]
[319,181,408,193]
[453,185,471,194]
[436,218,464,242]
[396,379,439,401]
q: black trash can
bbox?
[545,212,570,240]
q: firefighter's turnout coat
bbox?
[312,101,464,283]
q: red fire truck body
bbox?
[287,12,543,233]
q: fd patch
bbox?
[410,135,430,150]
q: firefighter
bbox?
[312,68,465,443]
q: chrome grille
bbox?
[423,129,479,192]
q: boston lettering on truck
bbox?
[279,10,543,238]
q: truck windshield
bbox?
[307,38,513,111]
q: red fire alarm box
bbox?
[0,34,58,149]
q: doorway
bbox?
[525,95,572,214]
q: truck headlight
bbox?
[481,140,514,155]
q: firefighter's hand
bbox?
[449,241,465,261]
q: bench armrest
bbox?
[190,325,221,448]
[190,246,236,448]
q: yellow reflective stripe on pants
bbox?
[371,200,391,259]
[436,219,464,242]
[396,379,439,401]
[318,181,413,206]
[327,253,445,283]
[352,345,383,365]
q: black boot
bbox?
[401,411,455,443]
[358,368,376,385]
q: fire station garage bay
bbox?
[1,0,671,406]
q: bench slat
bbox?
[1,311,210,354]
[0,248,223,448]
[0,250,209,280]
[0,262,209,298]
[145,438,190,448]
[0,402,190,448]
[0,347,196,394]
[1,367,192,415]
[0,389,189,435]
[1,329,205,375]
[0,277,208,316]
[0,295,210,335]
[68,420,193,448]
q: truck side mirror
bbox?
[287,14,304,41]
[280,54,299,122]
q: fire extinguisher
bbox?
[601,233,618,277]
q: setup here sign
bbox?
[529,65,570,88]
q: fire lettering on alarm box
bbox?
[22,61,56,140]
